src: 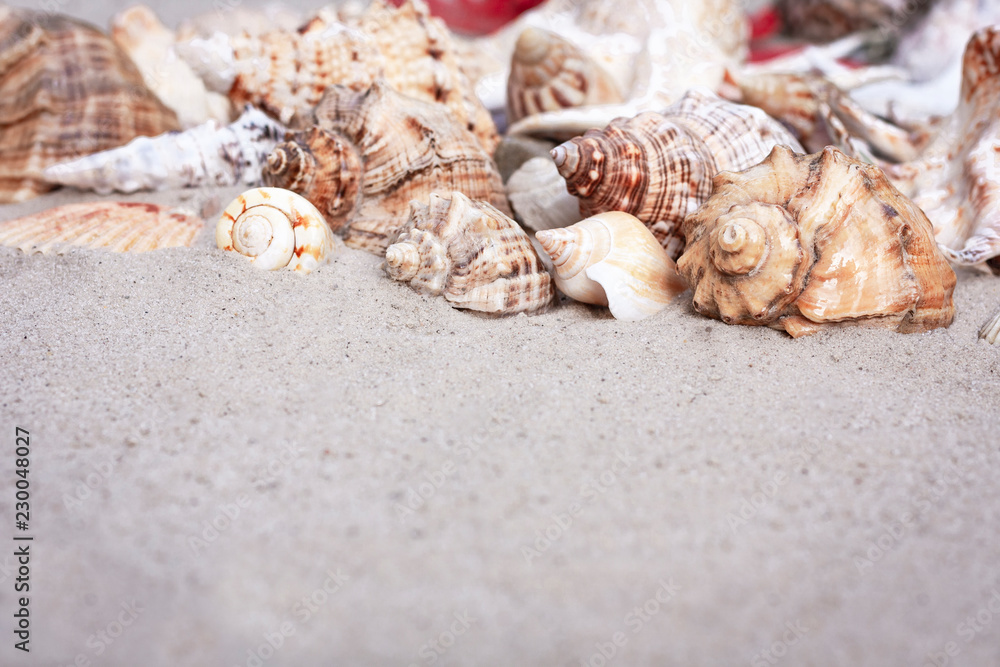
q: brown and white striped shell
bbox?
[262,81,509,255]
[776,0,935,44]
[552,90,804,260]
[0,202,200,254]
[506,27,623,125]
[676,146,957,338]
[384,192,554,315]
[0,9,181,203]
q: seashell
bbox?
[216,187,338,274]
[536,212,687,321]
[981,307,1000,344]
[43,107,286,195]
[505,157,581,232]
[0,9,181,203]
[262,81,509,255]
[384,192,554,315]
[676,146,957,338]
[506,27,623,125]
[776,0,935,44]
[551,90,804,260]
[0,202,201,254]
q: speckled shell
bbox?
[677,146,957,338]
[552,90,804,260]
[384,192,554,315]
[262,81,510,255]
[216,187,338,274]
[506,27,622,124]
[0,9,181,203]
[43,107,286,194]
[0,202,200,253]
[536,212,687,321]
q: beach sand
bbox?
[2,2,1000,665]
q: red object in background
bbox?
[390,0,547,35]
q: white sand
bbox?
[3,2,1000,666]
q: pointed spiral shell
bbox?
[216,187,337,274]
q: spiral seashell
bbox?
[506,27,623,124]
[536,212,687,321]
[676,146,957,338]
[981,307,1000,344]
[262,81,509,255]
[216,187,338,274]
[505,157,581,232]
[551,90,803,260]
[0,9,181,203]
[0,202,201,254]
[384,192,554,315]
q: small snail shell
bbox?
[536,212,687,321]
[216,187,338,274]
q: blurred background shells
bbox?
[677,146,957,338]
[384,192,554,315]
[0,9,181,203]
[0,201,201,253]
[776,0,936,45]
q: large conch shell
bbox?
[0,9,181,203]
[262,81,509,255]
[216,187,338,274]
[536,212,687,321]
[384,192,554,315]
[552,90,803,259]
[0,202,201,254]
[43,107,286,194]
[676,146,957,338]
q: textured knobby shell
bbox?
[0,9,181,203]
[552,90,803,259]
[43,107,286,194]
[216,187,338,274]
[676,146,956,338]
[262,81,509,255]
[0,202,201,253]
[536,211,687,321]
[384,192,554,315]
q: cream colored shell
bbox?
[505,157,581,232]
[216,188,338,274]
[536,212,687,321]
[981,308,1000,344]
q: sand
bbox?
[2,2,1000,666]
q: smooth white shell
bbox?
[506,157,581,232]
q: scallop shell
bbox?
[552,90,804,260]
[676,146,957,338]
[0,9,181,203]
[506,27,623,125]
[536,212,687,321]
[43,107,286,194]
[216,187,338,274]
[0,202,201,254]
[505,157,581,232]
[262,81,509,255]
[384,192,554,315]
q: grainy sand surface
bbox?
[2,2,1000,666]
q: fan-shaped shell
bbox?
[676,146,957,338]
[262,81,509,255]
[0,202,200,254]
[216,187,338,274]
[384,192,554,315]
[552,90,803,259]
[536,212,686,321]
[0,9,181,203]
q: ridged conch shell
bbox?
[505,157,581,232]
[384,192,554,315]
[0,202,201,254]
[506,27,623,125]
[43,107,286,195]
[216,187,338,274]
[0,9,181,203]
[536,212,687,321]
[676,146,957,338]
[262,81,509,255]
[110,5,233,128]
[552,90,804,260]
